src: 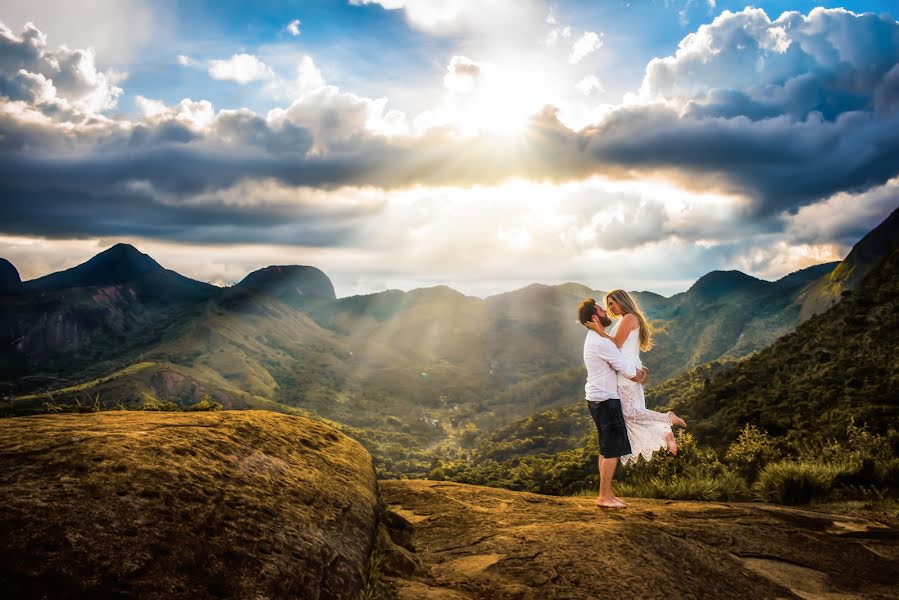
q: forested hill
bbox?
[653,231,899,450]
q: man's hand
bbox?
[629,367,648,384]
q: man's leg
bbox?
[596,456,625,508]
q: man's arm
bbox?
[595,337,644,381]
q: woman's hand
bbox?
[584,316,614,340]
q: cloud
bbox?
[0,21,124,118]
[208,53,274,84]
[782,177,899,246]
[2,10,899,268]
[641,7,899,119]
[442,55,481,94]
[286,19,301,36]
[575,75,603,96]
[0,0,161,63]
[568,31,602,64]
[177,54,192,66]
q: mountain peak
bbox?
[686,270,768,302]
[23,244,163,293]
[235,265,336,301]
[0,258,22,295]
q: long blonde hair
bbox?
[606,289,653,351]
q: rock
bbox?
[381,480,899,600]
[0,411,379,599]
[376,523,422,576]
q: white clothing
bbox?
[611,320,643,388]
[611,323,673,466]
[583,330,639,402]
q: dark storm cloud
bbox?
[1,8,899,246]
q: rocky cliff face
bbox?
[1,411,896,599]
[0,411,379,599]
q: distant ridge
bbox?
[798,206,899,321]
[683,270,769,302]
[775,261,840,289]
[23,244,162,292]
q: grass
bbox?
[754,460,862,505]
[584,471,751,502]
[354,549,396,600]
[14,361,159,401]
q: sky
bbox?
[1,0,898,298]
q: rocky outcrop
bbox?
[0,411,379,599]
[380,480,899,600]
[0,258,21,295]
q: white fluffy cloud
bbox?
[208,53,274,84]
[575,75,603,96]
[0,21,124,118]
[568,31,602,64]
[641,7,899,119]
[286,19,301,36]
[442,55,481,94]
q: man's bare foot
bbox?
[667,411,687,428]
[611,496,629,508]
[595,496,627,509]
[665,432,678,455]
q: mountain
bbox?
[0,245,220,385]
[23,243,163,293]
[435,209,899,479]
[798,207,899,321]
[682,270,772,303]
[776,261,841,289]
[235,265,337,303]
[3,227,873,479]
[661,229,899,449]
[0,259,21,295]
[643,266,829,379]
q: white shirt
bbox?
[583,330,639,401]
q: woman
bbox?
[585,289,687,464]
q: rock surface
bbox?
[0,411,379,599]
[381,480,899,600]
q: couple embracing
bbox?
[577,290,687,509]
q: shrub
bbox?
[612,470,750,502]
[184,395,223,412]
[753,461,849,505]
[725,424,781,481]
[623,431,725,483]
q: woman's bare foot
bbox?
[665,431,678,455]
[595,496,627,509]
[667,411,687,428]
[611,495,629,508]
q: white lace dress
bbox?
[611,320,672,466]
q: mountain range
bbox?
[2,207,896,474]
[444,206,899,476]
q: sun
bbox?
[451,59,561,137]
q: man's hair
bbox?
[577,298,597,324]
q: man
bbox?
[577,298,647,509]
